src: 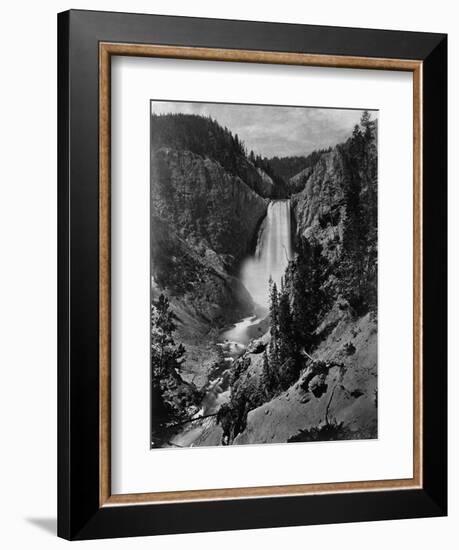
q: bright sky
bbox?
[151,101,377,158]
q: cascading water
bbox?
[240,199,293,310]
[221,199,293,354]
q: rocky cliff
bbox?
[152,147,267,270]
[151,146,268,379]
[288,165,313,194]
[291,148,346,262]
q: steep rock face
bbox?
[151,147,268,362]
[254,167,276,197]
[152,147,267,269]
[151,217,253,332]
[291,149,346,261]
[229,157,278,198]
[288,165,312,193]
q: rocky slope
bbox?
[234,307,377,444]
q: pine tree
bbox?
[150,293,189,435]
[350,124,364,163]
[339,110,378,315]
[269,279,279,341]
[283,237,330,354]
[267,340,281,392]
[261,349,277,397]
[352,123,363,140]
[277,283,294,364]
[151,294,185,379]
[360,110,373,141]
[267,279,281,388]
[290,239,314,349]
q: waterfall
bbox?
[240,200,293,310]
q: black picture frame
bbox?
[58,9,447,540]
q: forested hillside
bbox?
[152,114,287,199]
[268,149,331,185]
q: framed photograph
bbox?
[58,9,447,540]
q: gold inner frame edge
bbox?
[99,42,423,507]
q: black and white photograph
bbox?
[150,101,378,448]
[0,0,452,545]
